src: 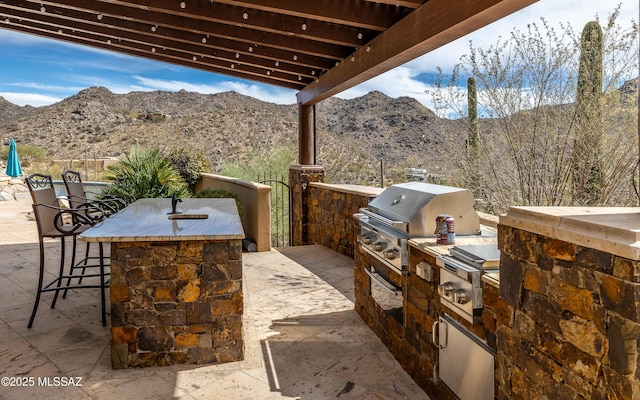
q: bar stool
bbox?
[62,170,126,214]
[25,173,109,328]
[61,170,124,296]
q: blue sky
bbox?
[0,0,637,108]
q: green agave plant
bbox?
[100,145,190,203]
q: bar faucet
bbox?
[171,194,182,214]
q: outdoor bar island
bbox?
[80,198,245,369]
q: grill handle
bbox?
[359,208,408,232]
[364,268,400,295]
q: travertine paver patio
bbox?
[0,193,429,399]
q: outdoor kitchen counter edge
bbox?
[79,198,245,242]
[409,230,500,287]
[500,206,640,260]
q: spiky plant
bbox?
[572,20,603,205]
[100,145,190,203]
[466,76,481,195]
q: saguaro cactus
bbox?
[466,76,481,195]
[572,20,603,205]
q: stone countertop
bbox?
[309,181,384,197]
[409,227,500,286]
[408,227,498,258]
[500,206,640,260]
[79,198,245,242]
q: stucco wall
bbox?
[195,173,271,252]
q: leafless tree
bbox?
[427,5,638,213]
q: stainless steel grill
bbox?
[356,182,480,274]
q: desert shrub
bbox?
[1,143,47,167]
[168,147,211,186]
[219,147,295,182]
[194,188,246,224]
[100,145,189,203]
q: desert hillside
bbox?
[0,87,465,184]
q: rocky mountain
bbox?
[0,87,465,183]
[0,97,35,121]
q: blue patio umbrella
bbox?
[5,138,23,178]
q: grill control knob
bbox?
[438,282,455,296]
[452,289,468,304]
[372,242,386,251]
[360,235,372,245]
[383,250,397,260]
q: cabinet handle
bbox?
[432,319,448,349]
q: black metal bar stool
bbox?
[25,173,110,328]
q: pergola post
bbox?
[289,104,324,246]
[298,104,315,165]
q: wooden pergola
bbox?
[0,0,537,164]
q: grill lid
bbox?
[367,182,480,237]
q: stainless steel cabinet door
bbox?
[436,314,494,400]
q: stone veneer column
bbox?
[110,239,243,369]
[288,164,325,246]
[498,207,640,400]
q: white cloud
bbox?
[413,4,634,71]
[7,81,85,93]
[336,67,436,107]
[131,76,297,104]
[0,92,62,107]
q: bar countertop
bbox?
[79,198,245,242]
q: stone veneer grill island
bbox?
[497,207,640,399]
[79,198,245,369]
[352,201,640,399]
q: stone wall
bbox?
[0,174,29,201]
[306,183,381,257]
[289,164,325,247]
[110,239,244,369]
[289,165,381,257]
[497,224,639,400]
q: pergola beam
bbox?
[36,0,376,47]
[364,0,424,9]
[297,0,538,105]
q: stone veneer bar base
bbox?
[109,239,243,369]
